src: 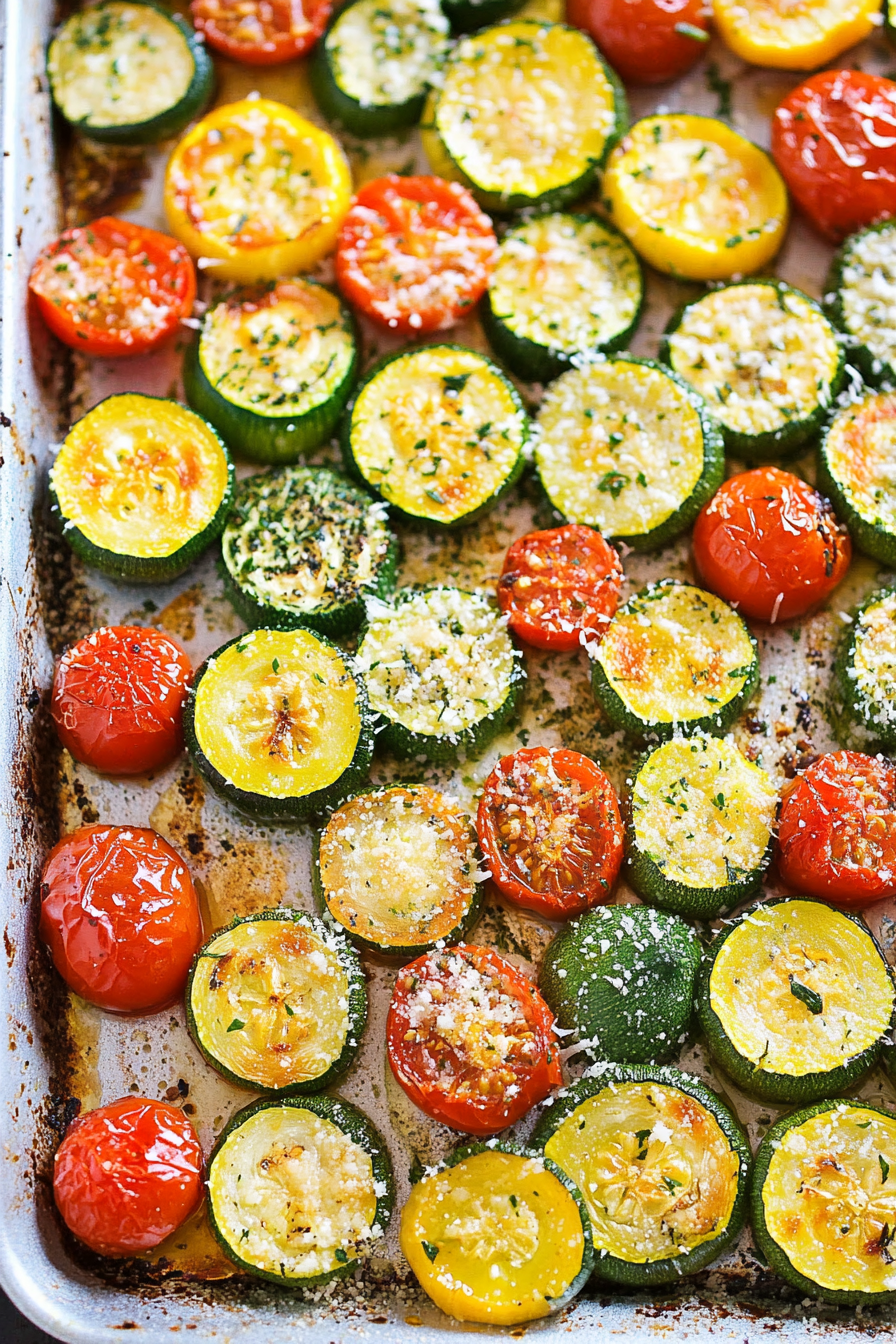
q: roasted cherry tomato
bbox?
[772,71,896,244]
[54,1097,203,1256]
[777,752,896,909]
[40,825,203,1014]
[335,176,496,335]
[692,468,851,624]
[477,747,624,919]
[566,0,709,84]
[497,524,623,652]
[387,945,561,1135]
[191,0,330,64]
[28,217,196,358]
[52,626,193,776]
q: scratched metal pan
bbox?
[3,0,896,1339]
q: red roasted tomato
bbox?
[776,751,896,909]
[335,176,496,335]
[52,626,193,776]
[566,0,709,84]
[191,0,330,64]
[497,524,623,652]
[387,945,561,1135]
[40,826,203,1014]
[28,217,196,357]
[54,1097,203,1256]
[692,468,851,623]
[478,747,624,919]
[772,70,896,243]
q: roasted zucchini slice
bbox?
[531,1066,751,1287]
[441,0,525,31]
[753,1100,896,1306]
[818,391,896,565]
[343,345,527,530]
[482,214,644,383]
[356,586,524,762]
[591,581,759,740]
[833,586,896,749]
[826,221,896,387]
[207,1094,394,1287]
[662,280,844,459]
[400,1143,593,1325]
[50,393,233,584]
[184,629,373,822]
[186,911,366,1094]
[626,735,778,919]
[697,897,895,1104]
[314,784,483,958]
[220,466,397,637]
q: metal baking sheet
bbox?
[4,1,896,1339]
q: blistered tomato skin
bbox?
[52,626,193,775]
[692,469,851,623]
[40,826,203,1014]
[54,1097,203,1256]
[566,0,708,84]
[191,0,331,64]
[497,524,623,652]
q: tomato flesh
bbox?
[335,175,496,335]
[692,468,851,623]
[772,70,896,243]
[776,751,896,909]
[54,1097,203,1256]
[497,524,623,652]
[28,217,195,358]
[40,825,203,1014]
[387,945,561,1135]
[565,0,709,84]
[191,0,330,64]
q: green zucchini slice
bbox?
[441,0,525,32]
[207,1094,394,1287]
[591,581,759,740]
[752,1100,896,1306]
[833,585,896,749]
[311,0,450,138]
[220,466,397,637]
[538,906,700,1066]
[482,214,644,383]
[343,345,527,530]
[49,392,233,584]
[626,735,777,919]
[534,358,723,551]
[47,1,213,146]
[531,1066,751,1287]
[826,220,896,387]
[184,628,373,823]
[186,911,366,1094]
[697,897,895,1105]
[183,279,358,466]
[314,784,483,958]
[357,587,524,762]
[423,22,626,214]
[818,390,896,565]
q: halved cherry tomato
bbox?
[191,0,330,64]
[335,176,496,335]
[477,747,624,919]
[52,626,193,776]
[54,1097,203,1256]
[497,524,623,652]
[566,0,709,84]
[40,825,202,1014]
[776,752,896,909]
[28,218,196,358]
[692,468,851,624]
[387,945,561,1135]
[772,71,896,243]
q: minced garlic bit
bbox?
[840,224,896,375]
[326,0,450,108]
[851,589,896,732]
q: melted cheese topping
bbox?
[51,394,229,558]
[319,786,478,949]
[762,1106,896,1295]
[193,629,361,799]
[851,590,896,732]
[190,918,352,1090]
[327,0,449,107]
[535,361,704,539]
[48,2,194,129]
[357,588,516,739]
[209,1107,379,1280]
[710,901,894,1078]
[841,225,896,375]
[633,736,777,890]
[826,392,896,532]
[544,1081,740,1263]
